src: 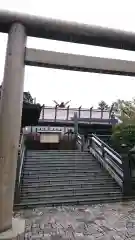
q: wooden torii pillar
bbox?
[0,23,26,239]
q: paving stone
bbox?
[14,200,135,239]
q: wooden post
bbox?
[55,106,57,121]
[90,107,93,119]
[67,106,69,120]
[42,104,45,119]
[74,112,78,135]
[121,144,132,196]
[79,106,81,118]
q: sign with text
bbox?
[34,126,74,133]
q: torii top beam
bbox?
[0,10,135,51]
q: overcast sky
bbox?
[1,0,135,108]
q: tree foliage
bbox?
[23,92,33,104]
[98,100,109,110]
[111,123,135,152]
[111,98,135,152]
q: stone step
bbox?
[21,185,121,195]
[20,192,122,203]
[23,170,103,175]
[21,181,119,190]
[23,167,101,172]
[26,151,85,154]
[24,157,98,161]
[27,159,98,162]
[26,152,90,155]
[24,161,99,165]
[22,171,109,178]
[24,157,96,161]
[23,165,101,170]
[25,153,92,158]
[16,195,123,208]
[20,190,121,199]
[21,178,116,186]
[23,164,99,169]
[22,176,114,183]
[25,153,91,158]
[22,168,104,174]
[26,151,90,154]
[27,150,81,152]
[24,157,93,161]
[20,190,122,199]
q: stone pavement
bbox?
[14,201,135,239]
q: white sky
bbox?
[1,0,135,108]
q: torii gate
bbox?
[1,9,135,238]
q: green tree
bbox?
[111,123,135,152]
[23,91,33,104]
[111,98,135,153]
[98,100,109,110]
[112,99,124,112]
[113,99,135,122]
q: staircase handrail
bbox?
[18,133,26,185]
[91,134,121,159]
[14,133,26,204]
[88,133,123,188]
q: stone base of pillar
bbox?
[0,218,25,240]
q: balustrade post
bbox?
[101,109,103,119]
[42,104,45,119]
[74,112,78,149]
[128,146,135,195]
[55,106,57,121]
[67,106,69,120]
[102,144,105,158]
[87,136,92,153]
[79,106,81,118]
[81,135,84,152]
[121,144,132,196]
[90,107,93,119]
[89,136,92,146]
[74,112,78,135]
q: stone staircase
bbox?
[19,150,122,208]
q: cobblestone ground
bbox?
[14,201,135,239]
